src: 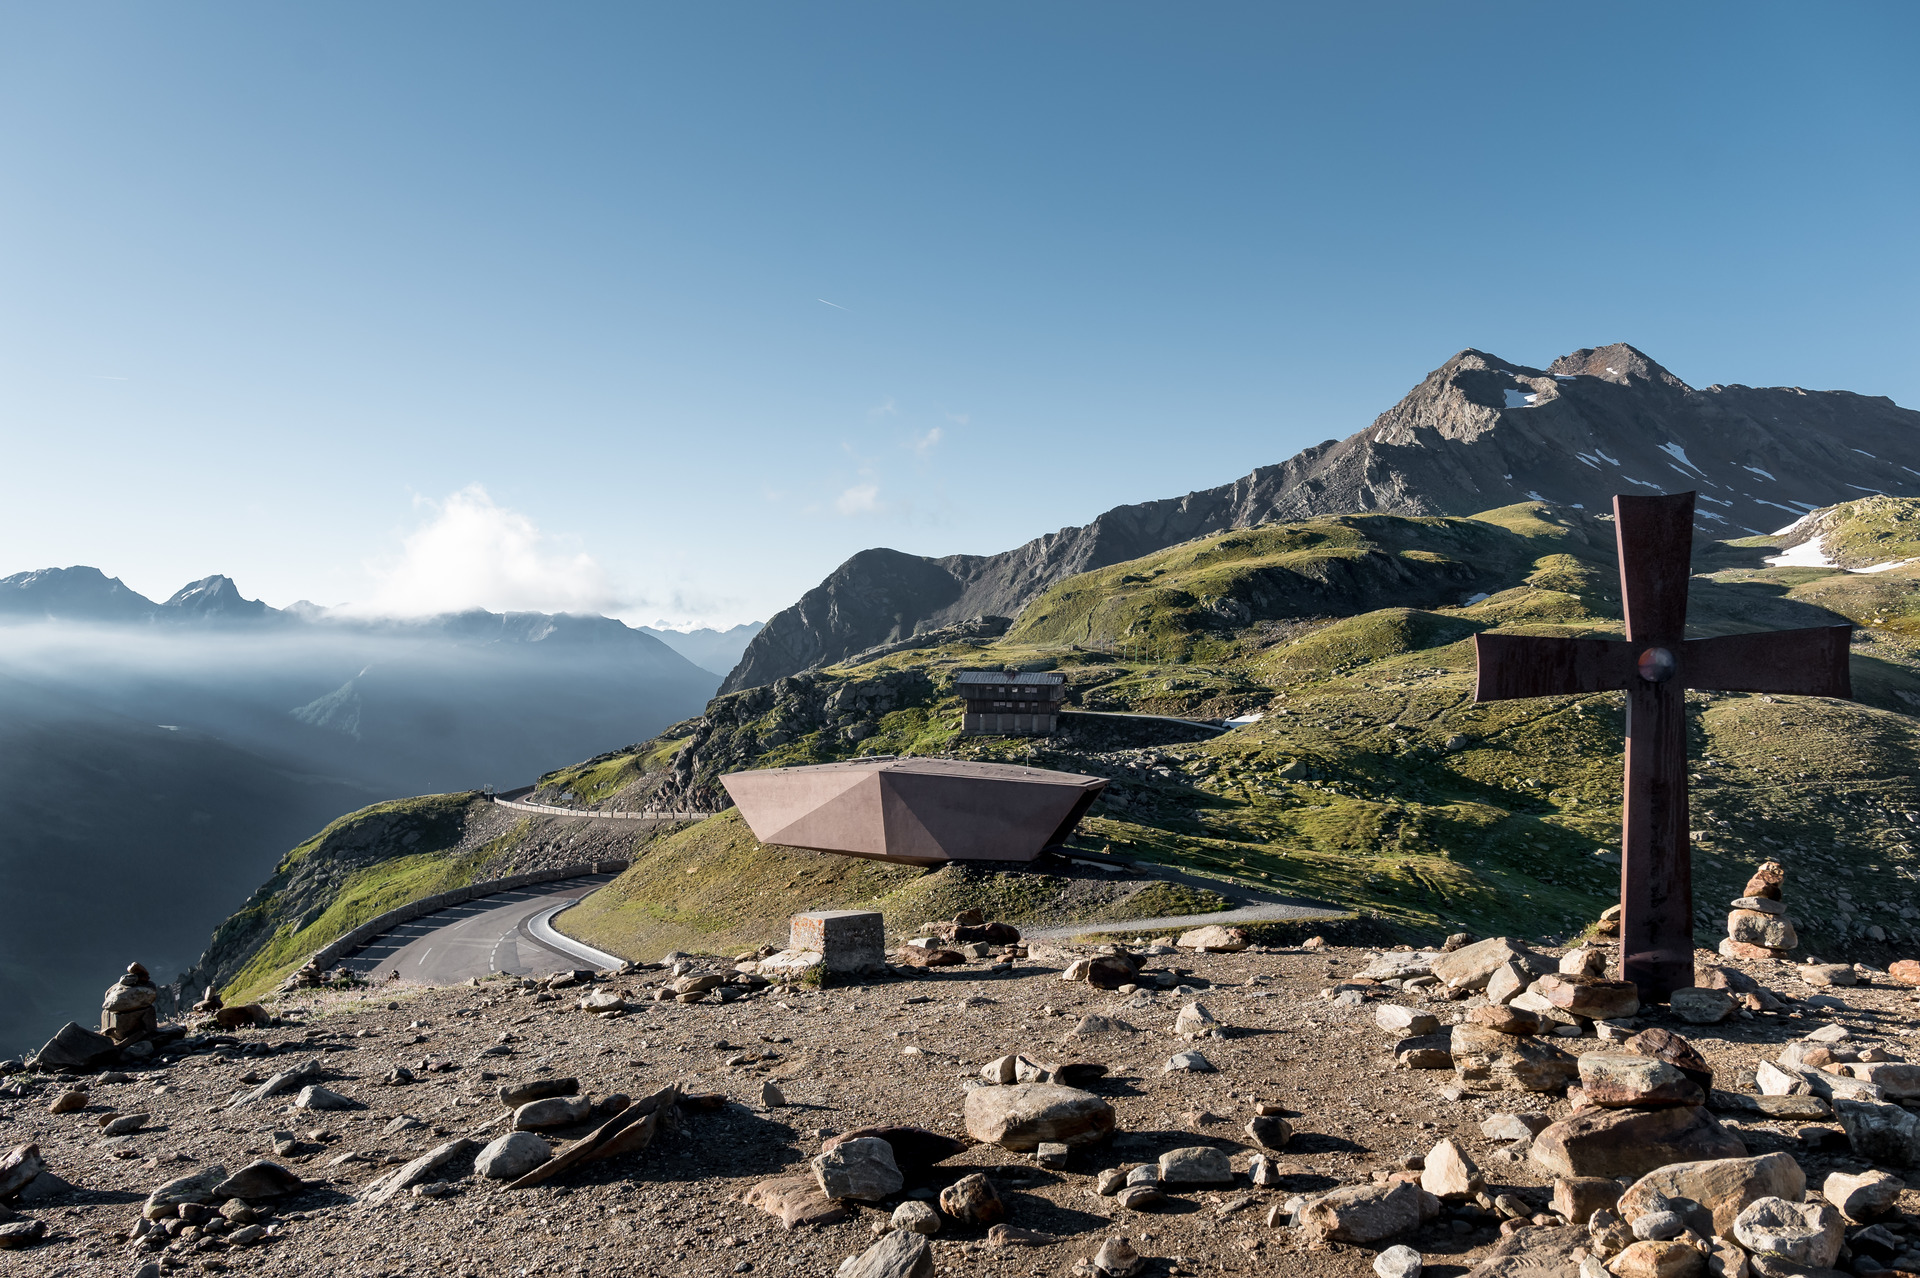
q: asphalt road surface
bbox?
[339,874,616,985]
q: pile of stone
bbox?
[1530,1028,1744,1180]
[1722,859,1799,961]
[26,961,194,1073]
[897,908,1027,970]
[100,963,161,1044]
[280,960,364,991]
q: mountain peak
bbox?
[0,566,157,622]
[162,575,273,622]
[1548,342,1688,390]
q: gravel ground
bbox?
[5,938,1920,1278]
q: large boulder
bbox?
[811,1137,902,1201]
[1835,1062,1920,1099]
[1298,1180,1439,1245]
[1617,1153,1806,1237]
[1535,973,1641,1020]
[1432,938,1544,991]
[1732,1197,1844,1271]
[1530,1106,1745,1180]
[1449,1024,1578,1092]
[1834,1099,1920,1167]
[33,1023,118,1072]
[1577,1054,1705,1108]
[963,1083,1114,1150]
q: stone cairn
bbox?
[1721,859,1798,962]
[99,963,160,1044]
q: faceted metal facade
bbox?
[720,756,1107,866]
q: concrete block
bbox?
[791,910,886,972]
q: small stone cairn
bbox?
[100,963,161,1043]
[1721,860,1798,961]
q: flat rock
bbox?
[843,1229,934,1278]
[1535,973,1641,1020]
[1165,1051,1215,1073]
[294,1085,360,1111]
[1467,1005,1542,1036]
[964,1083,1114,1151]
[745,1174,851,1229]
[1801,964,1856,987]
[1462,1226,1590,1278]
[498,1077,578,1107]
[513,1095,592,1130]
[1480,1112,1552,1142]
[1608,1239,1706,1278]
[1298,1180,1437,1245]
[1359,953,1441,981]
[1396,1034,1453,1070]
[1577,1054,1705,1108]
[1432,938,1543,992]
[1159,1145,1233,1185]
[1530,1106,1745,1180]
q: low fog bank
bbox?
[0,614,722,1052]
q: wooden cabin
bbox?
[955,669,1067,736]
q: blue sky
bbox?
[3,3,1915,627]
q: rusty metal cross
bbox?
[1472,491,1853,1000]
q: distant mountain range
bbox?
[0,568,735,1050]
[722,343,1920,691]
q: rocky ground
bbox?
[5,933,1920,1278]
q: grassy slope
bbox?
[558,500,1920,959]
[560,810,1231,960]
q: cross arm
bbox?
[1682,625,1854,699]
[1473,632,1638,702]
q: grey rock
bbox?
[1633,1210,1686,1240]
[963,1083,1114,1150]
[294,1085,360,1111]
[1732,1197,1844,1269]
[100,1113,148,1137]
[1093,1235,1146,1277]
[890,1199,940,1236]
[842,1229,934,1278]
[142,1165,229,1220]
[475,1132,552,1180]
[1375,1243,1423,1278]
[1164,1051,1215,1074]
[812,1137,903,1202]
[1158,1146,1233,1185]
[512,1095,592,1130]
[1822,1168,1901,1221]
[211,1161,302,1199]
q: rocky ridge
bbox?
[724,343,1920,691]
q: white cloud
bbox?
[911,426,943,457]
[835,483,882,515]
[348,485,625,617]
[869,397,898,417]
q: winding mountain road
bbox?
[338,874,620,984]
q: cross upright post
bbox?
[1472,491,1853,1001]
